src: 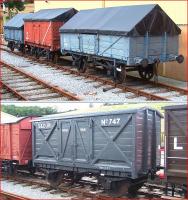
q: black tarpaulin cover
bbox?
[60,4,181,36]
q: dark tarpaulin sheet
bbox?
[23,8,77,22]
[60,4,181,36]
[4,13,33,29]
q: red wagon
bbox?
[0,116,34,174]
[23,8,77,61]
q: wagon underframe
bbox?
[66,50,158,82]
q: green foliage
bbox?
[4,0,25,11]
[2,105,58,117]
[4,0,25,18]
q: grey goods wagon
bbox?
[4,13,32,51]
[32,108,162,195]
[60,4,184,83]
[164,104,187,197]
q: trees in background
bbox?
[2,105,58,117]
[3,0,25,18]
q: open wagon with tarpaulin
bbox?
[23,8,77,61]
[4,13,32,51]
[32,107,162,196]
[0,116,35,175]
[60,4,184,82]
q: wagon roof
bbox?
[4,13,33,29]
[60,4,181,36]
[23,8,77,22]
[163,104,187,110]
[32,107,162,122]
[1,116,29,124]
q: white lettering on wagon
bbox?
[101,118,120,126]
[174,137,183,150]
[37,122,52,129]
[62,128,69,132]
[80,128,86,132]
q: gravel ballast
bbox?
[1,179,73,199]
[1,50,187,101]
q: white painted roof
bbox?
[0,112,24,124]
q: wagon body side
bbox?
[24,21,64,51]
[60,33,179,66]
[0,117,33,166]
[18,117,33,165]
[0,124,12,161]
[4,28,24,44]
[164,105,187,185]
[32,109,161,179]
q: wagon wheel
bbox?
[52,53,59,64]
[29,167,36,175]
[72,54,80,66]
[77,58,87,73]
[18,44,24,53]
[28,160,36,175]
[116,66,126,84]
[30,48,35,56]
[138,64,154,80]
[8,163,17,176]
[112,65,126,84]
[10,44,15,52]
[35,49,39,59]
[47,171,63,188]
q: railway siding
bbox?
[1,48,187,101]
[1,60,80,101]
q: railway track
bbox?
[0,191,32,200]
[1,82,22,101]
[1,174,187,200]
[0,60,80,101]
[1,46,187,101]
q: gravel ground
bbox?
[1,50,187,101]
[1,179,74,199]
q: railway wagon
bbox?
[164,105,187,196]
[60,4,184,82]
[0,116,34,175]
[4,13,32,51]
[23,8,77,61]
[32,108,162,195]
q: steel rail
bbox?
[1,47,187,100]
[1,175,187,200]
[0,191,32,200]
[0,81,28,101]
[126,75,188,95]
[0,60,81,101]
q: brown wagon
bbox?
[0,116,35,175]
[23,8,77,61]
[164,104,187,196]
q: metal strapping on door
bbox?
[42,21,52,45]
